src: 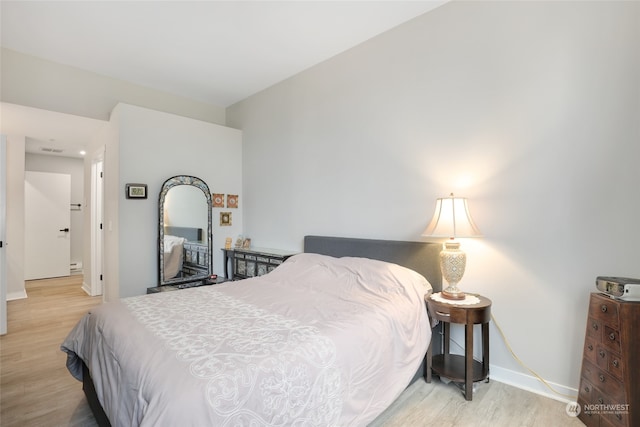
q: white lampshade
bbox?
[423,193,481,300]
[422,193,481,238]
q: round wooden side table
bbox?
[425,293,492,401]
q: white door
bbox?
[24,171,71,280]
[1,135,7,335]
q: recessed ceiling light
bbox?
[79,150,86,156]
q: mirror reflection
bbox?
[158,175,212,285]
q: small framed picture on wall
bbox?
[212,193,225,208]
[220,212,232,226]
[227,194,238,208]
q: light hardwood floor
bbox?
[1,276,101,427]
[1,276,583,427]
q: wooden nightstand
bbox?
[425,293,491,401]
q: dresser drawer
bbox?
[583,336,598,364]
[603,325,621,352]
[586,317,602,340]
[578,376,595,402]
[595,345,624,380]
[603,411,628,427]
[608,352,623,381]
[594,389,629,427]
[581,359,624,402]
[585,346,624,380]
[578,397,600,427]
[589,294,619,328]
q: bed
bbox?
[163,234,186,279]
[62,236,441,426]
[162,226,205,280]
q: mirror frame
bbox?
[158,175,212,286]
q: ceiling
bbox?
[1,1,446,159]
[2,103,109,158]
[1,1,446,108]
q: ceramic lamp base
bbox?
[440,240,467,300]
[441,288,466,300]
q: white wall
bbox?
[105,103,242,299]
[4,135,26,300]
[227,1,640,398]
[1,48,226,125]
[25,153,84,268]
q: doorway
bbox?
[24,171,71,280]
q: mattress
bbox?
[61,253,432,426]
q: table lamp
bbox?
[423,193,481,300]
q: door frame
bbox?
[1,135,7,335]
[90,149,105,297]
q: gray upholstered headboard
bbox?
[303,235,442,292]
[164,226,203,242]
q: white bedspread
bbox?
[62,253,432,426]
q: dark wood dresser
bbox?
[577,293,639,427]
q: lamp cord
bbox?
[438,310,578,400]
[490,312,577,400]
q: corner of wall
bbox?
[5,135,26,298]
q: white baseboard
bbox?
[7,290,27,301]
[81,281,92,296]
[489,364,579,403]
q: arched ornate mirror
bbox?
[158,175,212,285]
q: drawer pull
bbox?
[599,374,605,383]
[616,413,622,421]
[592,323,599,331]
[587,344,593,351]
[601,304,608,313]
[612,359,619,368]
[435,311,451,317]
[584,386,590,393]
[598,397,604,404]
[599,350,605,358]
[609,332,616,341]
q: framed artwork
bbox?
[212,193,225,208]
[227,194,238,208]
[242,238,251,249]
[220,212,232,226]
[125,183,147,199]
